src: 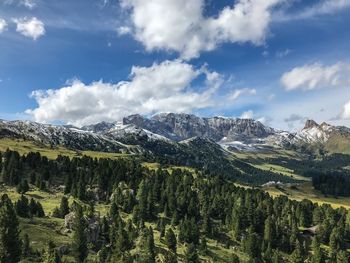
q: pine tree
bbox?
[22,234,30,258]
[272,250,281,263]
[184,243,199,263]
[244,230,261,261]
[311,236,324,263]
[16,179,29,194]
[230,253,240,263]
[199,236,208,255]
[290,240,304,263]
[136,227,155,263]
[264,216,275,246]
[147,227,156,261]
[112,224,130,260]
[164,252,177,263]
[0,194,22,262]
[165,228,177,253]
[59,196,69,218]
[43,241,62,263]
[336,250,350,263]
[72,204,88,263]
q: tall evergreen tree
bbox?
[59,196,69,218]
[72,204,88,263]
[184,243,199,263]
[22,234,30,258]
[0,194,22,263]
[43,241,61,263]
[311,236,324,263]
[165,228,177,254]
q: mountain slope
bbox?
[0,120,126,153]
[291,120,350,154]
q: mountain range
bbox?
[1,113,350,155]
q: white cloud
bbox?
[120,0,280,59]
[240,110,254,119]
[239,110,268,123]
[0,19,7,33]
[117,26,131,35]
[342,100,350,119]
[13,17,45,40]
[274,0,350,21]
[296,0,350,18]
[281,62,350,91]
[229,88,256,101]
[26,60,223,126]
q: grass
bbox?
[252,163,310,181]
[265,182,350,209]
[0,138,77,159]
[325,134,350,154]
[20,217,71,251]
[0,138,129,160]
[231,148,302,161]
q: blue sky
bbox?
[0,0,350,130]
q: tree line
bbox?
[0,149,350,262]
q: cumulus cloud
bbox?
[239,110,269,123]
[13,17,45,40]
[26,60,223,126]
[119,0,280,59]
[228,88,256,101]
[0,19,7,33]
[342,100,350,119]
[281,62,350,91]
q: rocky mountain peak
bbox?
[303,119,319,130]
[81,121,115,133]
[121,113,275,142]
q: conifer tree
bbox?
[136,227,155,263]
[165,228,177,253]
[184,243,199,263]
[59,196,69,218]
[199,236,208,255]
[44,241,61,263]
[336,250,349,263]
[164,252,177,263]
[230,253,240,263]
[72,204,88,263]
[311,236,324,263]
[290,240,304,263]
[0,194,22,262]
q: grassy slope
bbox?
[325,134,350,154]
[0,138,128,159]
[265,182,350,210]
[251,163,310,181]
[230,150,350,209]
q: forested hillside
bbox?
[0,150,350,262]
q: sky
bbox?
[0,0,350,130]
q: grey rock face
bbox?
[123,113,275,142]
